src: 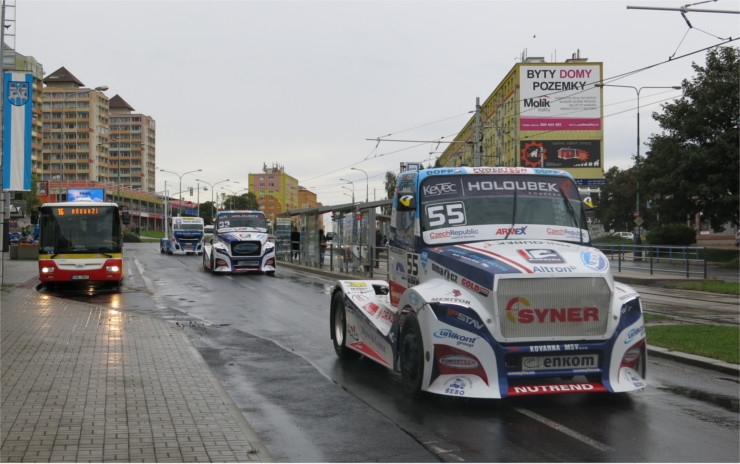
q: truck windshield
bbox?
[174,223,203,230]
[217,213,267,231]
[419,174,587,245]
[39,205,122,254]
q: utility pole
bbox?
[473,97,482,167]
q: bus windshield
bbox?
[39,205,123,254]
[217,212,267,231]
[419,174,588,245]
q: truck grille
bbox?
[496,277,611,340]
[178,237,201,243]
[231,241,262,257]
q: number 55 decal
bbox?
[426,202,467,227]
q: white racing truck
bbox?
[160,216,205,255]
[330,167,647,398]
[202,210,276,276]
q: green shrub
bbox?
[645,224,696,246]
[699,247,740,263]
[123,230,141,243]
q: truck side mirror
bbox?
[396,194,416,212]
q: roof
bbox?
[110,94,136,112]
[43,66,84,87]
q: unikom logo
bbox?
[505,297,599,324]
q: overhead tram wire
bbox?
[302,37,736,184]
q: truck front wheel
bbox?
[331,292,354,358]
[400,311,424,397]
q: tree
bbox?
[223,192,259,211]
[596,166,639,232]
[382,171,396,215]
[199,201,216,224]
[641,47,739,232]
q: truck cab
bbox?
[160,216,205,255]
[330,167,646,398]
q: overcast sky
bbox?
[13,0,739,206]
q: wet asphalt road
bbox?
[53,242,740,462]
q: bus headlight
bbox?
[106,265,121,273]
[41,266,55,274]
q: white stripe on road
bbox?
[514,407,615,453]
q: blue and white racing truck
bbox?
[160,216,205,255]
[330,167,647,399]
[202,210,276,276]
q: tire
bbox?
[331,292,353,358]
[160,243,165,254]
[203,252,212,273]
[400,311,424,397]
[266,271,275,277]
[210,254,218,275]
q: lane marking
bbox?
[514,407,615,453]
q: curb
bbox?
[647,345,739,375]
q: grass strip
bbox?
[664,280,739,295]
[646,324,739,364]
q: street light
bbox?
[159,168,202,216]
[221,186,248,210]
[340,179,355,204]
[196,178,230,221]
[351,167,369,203]
[595,83,681,242]
[57,85,108,201]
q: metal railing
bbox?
[594,244,708,278]
[278,241,390,279]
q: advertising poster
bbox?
[519,140,601,168]
[519,64,601,131]
[3,72,34,191]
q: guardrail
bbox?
[594,244,708,279]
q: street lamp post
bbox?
[159,168,202,216]
[340,185,354,204]
[57,85,108,201]
[351,167,369,203]
[221,187,248,210]
[196,178,230,221]
[340,179,355,204]
[595,83,681,242]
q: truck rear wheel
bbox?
[400,311,424,397]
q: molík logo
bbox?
[505,297,599,324]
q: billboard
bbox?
[519,64,602,131]
[3,72,34,191]
[67,188,106,202]
[519,140,601,169]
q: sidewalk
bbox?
[0,256,273,463]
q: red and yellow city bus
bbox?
[38,199,130,287]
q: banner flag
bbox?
[3,72,34,191]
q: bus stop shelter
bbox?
[277,199,391,277]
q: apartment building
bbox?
[248,163,300,225]
[437,51,605,186]
[108,95,157,193]
[41,67,110,194]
